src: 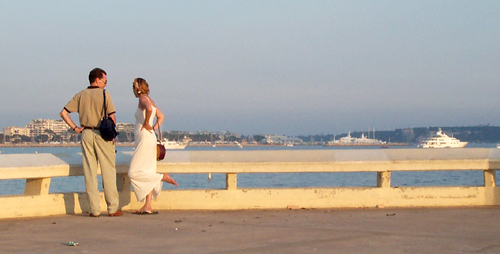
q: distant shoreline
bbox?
[0,143,135,148]
[323,142,413,147]
[0,142,413,148]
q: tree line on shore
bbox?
[164,125,500,144]
[298,125,500,144]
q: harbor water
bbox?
[0,144,497,195]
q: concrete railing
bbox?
[1,148,499,219]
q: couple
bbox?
[60,68,178,217]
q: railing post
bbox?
[226,173,237,190]
[484,170,496,187]
[24,178,51,195]
[377,171,391,188]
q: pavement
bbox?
[1,207,500,254]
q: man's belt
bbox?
[83,126,99,130]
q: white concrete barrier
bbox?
[1,148,499,219]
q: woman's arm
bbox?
[154,107,165,131]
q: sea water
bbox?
[0,144,495,195]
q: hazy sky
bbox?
[1,1,499,136]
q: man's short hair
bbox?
[89,68,107,84]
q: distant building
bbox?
[217,131,241,138]
[3,126,31,136]
[116,123,135,134]
[216,131,241,141]
[26,119,68,137]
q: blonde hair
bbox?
[133,77,150,95]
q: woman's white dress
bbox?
[128,106,163,202]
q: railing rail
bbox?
[1,148,499,219]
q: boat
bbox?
[160,138,187,149]
[418,128,468,148]
[327,132,386,146]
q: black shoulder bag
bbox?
[98,90,118,141]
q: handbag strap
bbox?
[102,89,107,119]
[157,124,162,141]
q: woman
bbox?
[128,77,178,215]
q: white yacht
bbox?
[161,138,187,149]
[328,132,386,145]
[418,128,468,148]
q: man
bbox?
[60,68,122,217]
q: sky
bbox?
[1,1,499,136]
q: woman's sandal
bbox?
[132,210,159,215]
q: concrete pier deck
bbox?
[2,208,500,254]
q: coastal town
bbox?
[0,118,297,147]
[3,119,500,148]
[0,119,400,147]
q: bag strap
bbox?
[157,124,162,141]
[102,89,107,119]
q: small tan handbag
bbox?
[156,126,166,161]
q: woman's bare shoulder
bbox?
[147,96,158,108]
[138,95,149,104]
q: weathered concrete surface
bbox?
[1,208,500,254]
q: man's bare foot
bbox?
[162,173,178,186]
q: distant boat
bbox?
[327,132,386,146]
[161,139,187,149]
[418,128,468,148]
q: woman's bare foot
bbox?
[162,173,178,186]
[133,191,154,214]
[135,204,152,213]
